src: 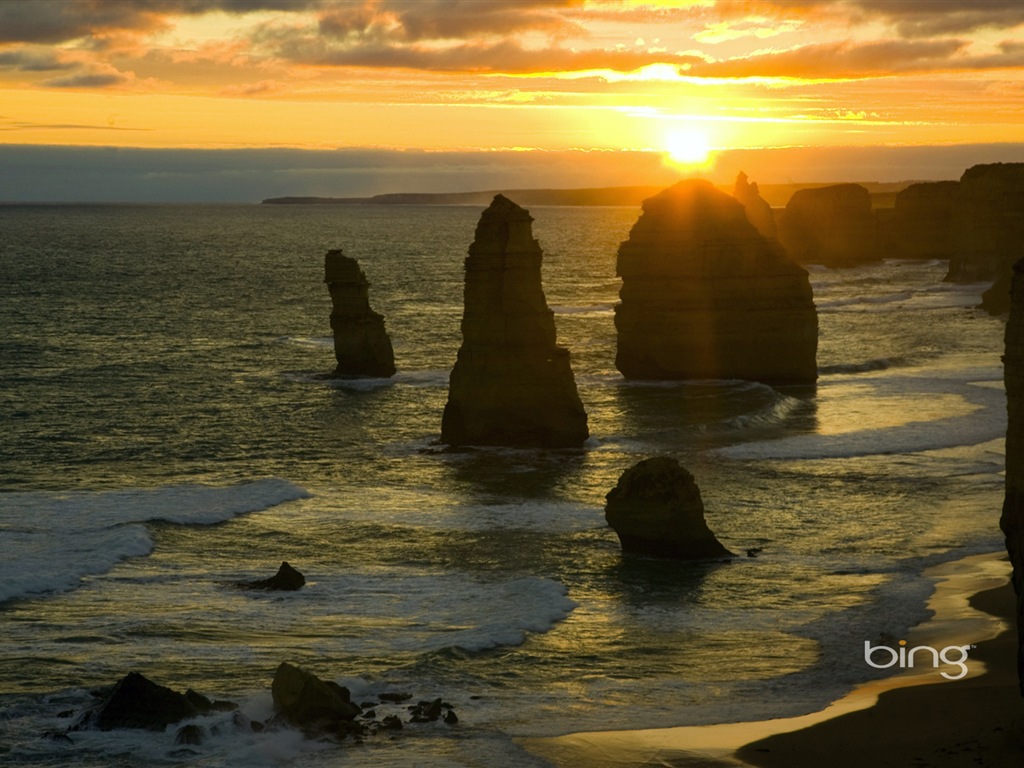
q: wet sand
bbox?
[522,551,1024,768]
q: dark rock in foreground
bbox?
[324,249,396,378]
[778,183,877,266]
[615,180,817,384]
[236,561,305,591]
[605,456,733,560]
[86,672,236,732]
[441,194,589,447]
[270,662,361,738]
[1002,258,1024,697]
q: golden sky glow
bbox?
[1,0,1023,192]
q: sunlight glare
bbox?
[664,126,712,167]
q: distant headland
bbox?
[261,181,913,209]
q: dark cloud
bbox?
[724,1,1024,37]
[693,39,970,79]
[0,48,75,72]
[44,71,130,88]
[318,0,583,42]
[0,0,326,44]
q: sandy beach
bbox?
[522,551,1024,768]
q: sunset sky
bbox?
[2,0,1023,201]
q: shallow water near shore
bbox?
[0,203,1009,767]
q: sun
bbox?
[664,126,712,167]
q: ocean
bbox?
[0,202,1008,767]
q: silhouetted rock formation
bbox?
[1001,258,1024,697]
[440,195,589,447]
[945,163,1024,285]
[270,662,362,739]
[83,673,236,732]
[614,180,817,384]
[733,171,776,239]
[884,181,959,260]
[324,249,396,378]
[605,457,733,560]
[778,183,877,266]
[236,561,305,591]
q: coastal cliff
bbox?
[884,181,959,260]
[1002,258,1024,696]
[614,180,818,384]
[440,195,589,447]
[324,249,396,377]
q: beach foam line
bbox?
[519,550,1012,768]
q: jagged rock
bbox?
[614,180,817,383]
[88,673,235,731]
[175,724,205,745]
[778,183,877,266]
[324,249,396,378]
[270,662,361,738]
[883,181,959,260]
[440,194,589,447]
[604,456,733,560]
[733,171,776,239]
[236,561,305,591]
[945,163,1024,286]
[1001,258,1024,697]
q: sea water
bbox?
[0,203,1007,767]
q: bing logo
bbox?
[863,639,973,680]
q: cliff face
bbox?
[324,249,396,378]
[733,171,777,239]
[884,181,960,260]
[614,179,818,384]
[778,183,877,266]
[946,163,1024,284]
[440,195,589,448]
[1001,258,1024,697]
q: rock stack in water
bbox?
[945,163,1024,299]
[733,171,776,239]
[777,183,877,266]
[1001,258,1024,697]
[884,181,959,260]
[605,457,732,560]
[615,180,817,384]
[441,195,588,447]
[324,249,396,377]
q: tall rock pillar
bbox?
[441,195,589,447]
[1002,258,1024,697]
[324,249,396,378]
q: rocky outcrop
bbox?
[733,171,776,239]
[945,163,1024,284]
[605,457,733,560]
[440,195,589,447]
[81,673,236,732]
[614,180,817,384]
[270,662,362,738]
[778,183,877,266]
[883,181,959,260]
[236,561,305,591]
[324,249,396,378]
[1001,258,1024,697]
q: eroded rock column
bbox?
[324,249,396,378]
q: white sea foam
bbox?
[0,479,310,604]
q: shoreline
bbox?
[521,550,1022,768]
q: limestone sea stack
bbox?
[1001,258,1024,697]
[945,163,1024,285]
[777,183,877,266]
[615,179,818,384]
[324,249,396,378]
[884,181,959,260]
[605,456,733,560]
[440,195,589,448]
[732,171,776,239]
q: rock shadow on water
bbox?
[436,445,589,501]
